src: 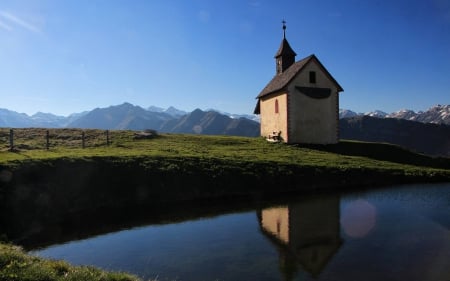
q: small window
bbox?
[275,99,279,114]
[309,71,316,83]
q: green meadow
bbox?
[0,242,140,281]
[1,128,449,178]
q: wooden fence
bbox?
[1,128,111,151]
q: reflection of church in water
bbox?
[257,195,342,280]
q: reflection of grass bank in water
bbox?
[3,150,450,211]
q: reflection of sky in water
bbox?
[329,184,450,281]
[32,213,282,281]
[31,183,450,281]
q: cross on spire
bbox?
[282,20,286,39]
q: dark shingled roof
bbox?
[275,38,297,58]
[256,54,344,99]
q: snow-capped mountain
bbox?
[340,105,450,125]
[339,109,359,119]
[413,104,450,124]
[364,110,388,118]
[386,109,419,120]
[205,108,260,123]
[164,106,187,117]
[147,105,187,117]
[227,113,260,122]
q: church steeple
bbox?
[275,20,297,75]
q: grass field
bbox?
[0,242,140,281]
[1,128,449,175]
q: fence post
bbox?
[106,130,110,146]
[82,132,85,149]
[46,130,50,150]
[9,129,14,151]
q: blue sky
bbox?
[1,0,449,116]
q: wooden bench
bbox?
[267,131,281,142]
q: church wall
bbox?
[259,93,289,142]
[287,61,339,144]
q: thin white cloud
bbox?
[0,19,12,31]
[0,11,40,33]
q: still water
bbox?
[30,183,450,281]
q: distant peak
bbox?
[191,108,204,113]
[430,104,450,110]
[364,110,388,118]
[148,105,164,112]
[107,102,135,109]
[120,102,134,107]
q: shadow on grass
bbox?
[299,140,450,169]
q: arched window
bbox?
[275,99,279,114]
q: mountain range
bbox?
[339,104,450,125]
[8,103,260,137]
[1,103,449,129]
[339,105,450,157]
[1,103,449,156]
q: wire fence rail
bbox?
[0,128,113,151]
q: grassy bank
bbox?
[1,129,449,188]
[0,242,140,281]
[1,128,449,167]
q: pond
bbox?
[28,183,450,281]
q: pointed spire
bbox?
[275,20,296,74]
